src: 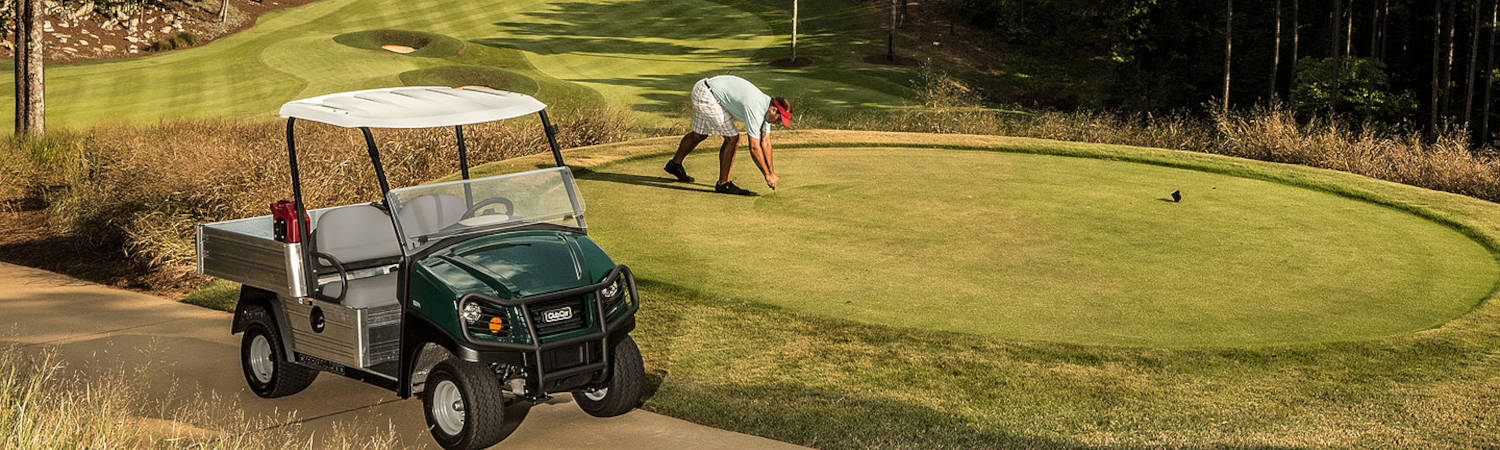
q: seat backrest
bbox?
[396,194,466,239]
[313,204,401,263]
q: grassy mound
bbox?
[578,147,1496,347]
[332,29,463,58]
[398,65,539,94]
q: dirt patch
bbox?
[769,57,814,68]
[7,0,319,63]
[381,44,415,54]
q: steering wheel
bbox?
[462,197,514,219]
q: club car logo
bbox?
[542,306,574,323]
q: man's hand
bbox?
[765,173,780,190]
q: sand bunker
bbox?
[382,44,415,54]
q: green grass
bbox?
[1,0,910,128]
[575,147,1497,347]
[450,131,1500,447]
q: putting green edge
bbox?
[467,130,1500,345]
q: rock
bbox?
[124,36,139,43]
[145,16,156,24]
[62,47,77,53]
[128,48,137,54]
[101,19,118,30]
[72,2,91,19]
[77,40,87,46]
[159,26,171,34]
[101,44,115,52]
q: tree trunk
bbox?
[1433,0,1445,132]
[1332,0,1341,116]
[23,0,41,136]
[1291,0,1299,84]
[790,0,798,62]
[1443,0,1456,116]
[15,0,42,137]
[13,0,28,135]
[1223,0,1233,114]
[219,0,229,23]
[1272,0,1281,100]
[1346,0,1355,57]
[1468,0,1483,127]
[1371,0,1380,56]
[887,0,896,61]
[1379,0,1390,60]
[1484,0,1497,144]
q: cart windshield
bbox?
[386,167,585,253]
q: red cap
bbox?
[771,97,792,127]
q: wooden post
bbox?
[887,0,897,62]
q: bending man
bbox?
[663,75,791,196]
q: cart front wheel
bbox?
[573,335,644,417]
[423,359,507,450]
[239,307,317,398]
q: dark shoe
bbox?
[715,181,756,196]
[664,161,694,182]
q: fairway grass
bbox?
[450,131,1500,447]
[578,148,1496,347]
[0,0,909,128]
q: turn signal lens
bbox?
[487,316,506,334]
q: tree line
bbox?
[956,0,1500,145]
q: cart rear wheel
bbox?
[239,306,317,398]
[573,335,644,417]
[422,359,507,450]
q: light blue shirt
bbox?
[705,75,772,139]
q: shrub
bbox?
[1290,57,1418,125]
[147,32,200,52]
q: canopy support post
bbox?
[455,125,471,180]
[286,117,313,295]
[455,125,474,207]
[360,126,392,199]
[538,110,564,167]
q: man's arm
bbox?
[747,136,779,190]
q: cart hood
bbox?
[422,230,616,299]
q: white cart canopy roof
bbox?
[278,86,547,128]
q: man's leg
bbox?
[716,135,741,185]
[671,132,707,164]
[665,132,707,182]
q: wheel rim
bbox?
[583,387,608,401]
[248,334,274,384]
[431,380,465,436]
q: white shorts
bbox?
[690,79,739,137]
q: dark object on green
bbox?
[1171,190,1182,202]
[715,180,756,196]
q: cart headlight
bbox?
[600,280,620,299]
[461,302,483,324]
[600,279,625,309]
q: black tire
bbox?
[239,306,317,398]
[573,335,644,418]
[422,359,507,450]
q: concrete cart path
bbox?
[0,262,805,449]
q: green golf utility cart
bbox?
[195,87,644,449]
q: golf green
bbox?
[575,147,1499,347]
